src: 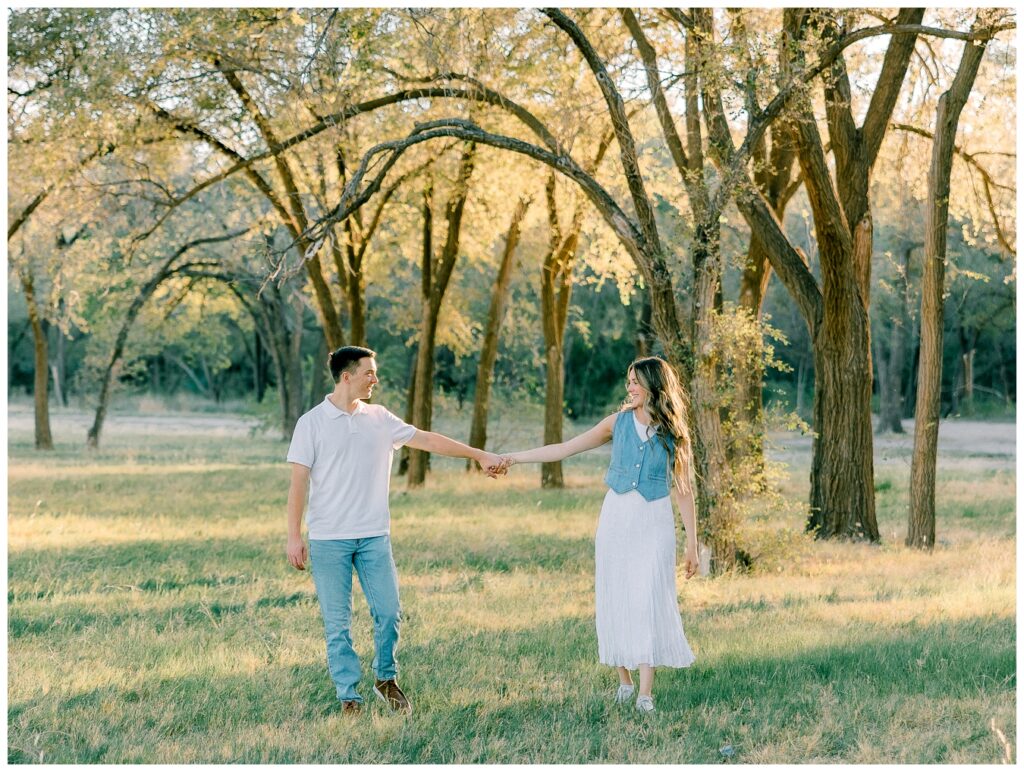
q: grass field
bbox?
[7,402,1016,763]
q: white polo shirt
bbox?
[287,396,418,540]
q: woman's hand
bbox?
[478,451,506,477]
[485,454,515,477]
[683,545,699,579]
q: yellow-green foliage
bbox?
[7,407,1015,763]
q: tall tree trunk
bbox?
[408,145,476,487]
[407,307,440,485]
[539,175,583,489]
[688,218,740,572]
[347,277,366,348]
[308,331,330,411]
[467,197,530,470]
[734,234,774,463]
[20,269,54,450]
[795,353,808,415]
[254,332,267,403]
[634,291,654,358]
[50,313,68,407]
[877,245,912,433]
[908,32,987,550]
[398,344,417,476]
[958,325,976,414]
[807,288,878,538]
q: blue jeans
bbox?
[309,536,402,702]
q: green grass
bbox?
[7,406,1016,763]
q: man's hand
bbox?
[287,536,308,571]
[478,451,507,478]
[684,546,699,579]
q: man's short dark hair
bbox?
[329,346,376,382]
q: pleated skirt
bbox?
[594,488,696,669]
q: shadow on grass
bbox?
[9,611,1014,763]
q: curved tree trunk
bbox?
[467,197,530,470]
[86,230,248,447]
[909,34,987,550]
[86,274,167,449]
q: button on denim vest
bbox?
[604,410,675,501]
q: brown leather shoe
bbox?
[341,700,363,715]
[373,678,412,714]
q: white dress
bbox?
[594,413,696,669]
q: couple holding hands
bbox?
[286,346,697,717]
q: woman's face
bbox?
[626,369,650,409]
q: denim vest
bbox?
[604,410,675,501]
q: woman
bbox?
[496,356,698,714]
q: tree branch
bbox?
[891,122,1016,257]
[304,118,646,269]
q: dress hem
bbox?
[599,658,696,670]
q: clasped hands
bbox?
[479,452,515,479]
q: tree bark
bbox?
[407,145,476,487]
[20,268,54,450]
[467,196,530,470]
[807,291,878,538]
[908,31,987,550]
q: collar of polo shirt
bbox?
[321,395,367,418]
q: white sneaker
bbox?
[614,684,635,704]
[635,695,655,714]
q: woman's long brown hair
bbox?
[624,356,693,494]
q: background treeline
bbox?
[7,208,1015,421]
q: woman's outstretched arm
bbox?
[502,413,618,465]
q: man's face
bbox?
[347,357,379,398]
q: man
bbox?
[286,345,503,715]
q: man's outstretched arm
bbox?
[405,430,504,475]
[287,463,311,570]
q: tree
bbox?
[875,238,918,433]
[537,129,614,488]
[699,8,930,540]
[466,195,531,470]
[85,227,250,447]
[406,144,476,487]
[909,15,1004,549]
